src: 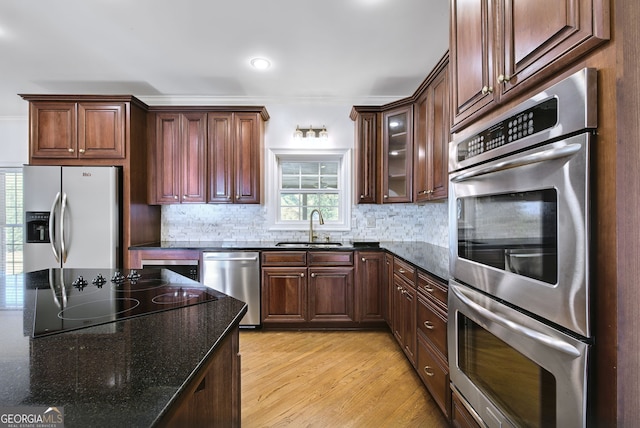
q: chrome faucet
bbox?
[309,209,324,242]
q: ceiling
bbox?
[0,0,450,118]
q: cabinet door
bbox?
[234,113,261,204]
[450,0,496,128]
[500,0,609,97]
[427,64,450,200]
[356,251,385,323]
[417,335,451,420]
[208,112,234,203]
[155,113,182,203]
[78,102,125,159]
[262,267,307,323]
[180,113,207,203]
[29,101,77,159]
[401,283,417,366]
[384,253,394,325]
[308,267,355,323]
[354,111,379,204]
[382,106,413,203]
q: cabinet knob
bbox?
[384,194,389,199]
[481,85,494,94]
[397,286,403,291]
[498,74,511,84]
[423,366,435,377]
[174,195,178,199]
[68,148,74,153]
[361,257,366,262]
[300,273,305,278]
[424,320,435,330]
[310,273,316,278]
[78,148,85,153]
[236,195,240,199]
[360,194,364,199]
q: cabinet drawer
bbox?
[261,251,307,266]
[417,293,447,358]
[393,258,416,284]
[417,270,448,309]
[417,335,450,419]
[308,251,353,266]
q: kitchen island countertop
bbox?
[0,269,246,427]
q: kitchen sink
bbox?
[275,242,343,248]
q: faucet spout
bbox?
[309,209,324,242]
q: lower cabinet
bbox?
[157,326,240,428]
[452,388,483,428]
[355,251,387,326]
[391,258,417,366]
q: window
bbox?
[0,168,23,275]
[268,149,351,231]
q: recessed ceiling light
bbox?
[250,57,271,70]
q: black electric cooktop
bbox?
[29,268,219,338]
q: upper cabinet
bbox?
[382,106,413,203]
[26,100,126,160]
[450,0,610,131]
[153,112,207,204]
[414,56,450,202]
[351,52,450,205]
[149,107,268,205]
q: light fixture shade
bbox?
[318,126,329,141]
[293,126,304,140]
[305,126,316,139]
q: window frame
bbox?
[267,148,352,231]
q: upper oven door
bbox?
[449,132,592,337]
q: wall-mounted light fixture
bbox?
[294,125,329,142]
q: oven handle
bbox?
[451,283,582,358]
[450,142,582,182]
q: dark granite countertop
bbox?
[0,269,247,427]
[131,241,450,281]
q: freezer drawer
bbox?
[202,252,260,327]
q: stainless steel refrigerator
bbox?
[23,166,120,272]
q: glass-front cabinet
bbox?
[382,106,413,203]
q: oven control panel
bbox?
[457,98,558,162]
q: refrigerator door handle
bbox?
[60,192,68,263]
[49,192,61,263]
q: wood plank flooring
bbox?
[239,330,449,428]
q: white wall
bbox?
[0,117,28,167]
[162,103,450,247]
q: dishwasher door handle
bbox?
[203,255,259,262]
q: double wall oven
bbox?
[448,68,596,427]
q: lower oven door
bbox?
[448,280,589,428]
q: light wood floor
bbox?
[239,330,450,428]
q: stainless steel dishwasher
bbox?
[202,251,260,327]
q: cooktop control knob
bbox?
[92,274,107,288]
[111,271,126,284]
[127,270,141,282]
[72,276,88,290]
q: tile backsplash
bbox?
[162,202,449,247]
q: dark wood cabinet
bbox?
[414,55,450,202]
[355,251,386,325]
[153,112,207,204]
[392,257,417,366]
[350,108,379,204]
[29,100,126,159]
[208,112,263,204]
[308,266,355,323]
[450,0,610,130]
[382,106,413,203]
[158,326,240,428]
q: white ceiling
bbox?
[0,0,450,117]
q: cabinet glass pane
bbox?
[386,112,408,198]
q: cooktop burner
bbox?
[31,268,219,338]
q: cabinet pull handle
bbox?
[68,148,74,153]
[423,366,435,377]
[498,74,511,84]
[397,286,403,291]
[398,268,406,274]
[424,320,435,330]
[481,85,494,94]
[423,285,434,293]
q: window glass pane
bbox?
[281,194,300,206]
[281,177,300,189]
[320,162,338,174]
[300,163,318,175]
[280,206,300,221]
[301,176,319,189]
[282,163,302,174]
[320,176,338,189]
